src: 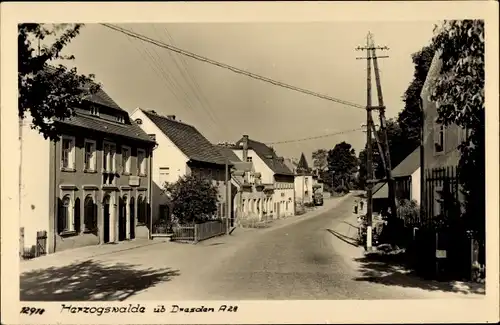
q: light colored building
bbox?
[232,135,295,218]
[218,144,269,223]
[420,50,467,219]
[130,109,232,229]
[20,82,155,256]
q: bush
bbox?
[334,185,349,194]
[396,199,420,227]
[304,202,316,208]
[163,174,219,224]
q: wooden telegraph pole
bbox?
[369,37,398,234]
[356,32,390,250]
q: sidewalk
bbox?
[328,210,486,298]
[21,195,350,274]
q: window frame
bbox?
[137,149,147,176]
[433,120,445,155]
[60,135,76,172]
[121,145,132,175]
[83,139,97,172]
[246,156,253,163]
[102,140,117,173]
[59,195,75,234]
[89,106,100,117]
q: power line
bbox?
[100,23,366,111]
[265,128,362,145]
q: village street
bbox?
[20,194,484,302]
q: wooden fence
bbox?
[20,228,47,260]
[171,219,227,243]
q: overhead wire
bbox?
[265,128,363,145]
[100,23,366,111]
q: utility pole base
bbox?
[366,225,373,251]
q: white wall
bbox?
[131,109,189,222]
[295,175,314,203]
[232,149,274,184]
[20,117,51,250]
[273,181,295,217]
[411,167,421,204]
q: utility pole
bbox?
[369,37,397,234]
[225,158,230,235]
[356,32,390,250]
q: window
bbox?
[122,146,131,174]
[103,142,117,173]
[84,140,97,171]
[61,136,75,170]
[89,106,100,116]
[434,122,444,154]
[116,115,125,123]
[83,195,97,232]
[137,149,146,176]
[459,127,469,144]
[159,167,170,187]
[246,156,252,162]
[58,195,74,233]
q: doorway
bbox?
[129,197,135,239]
[118,196,127,241]
[103,195,111,243]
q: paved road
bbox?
[131,195,460,300]
[21,194,484,301]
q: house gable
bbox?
[131,108,189,185]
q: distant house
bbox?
[286,153,314,204]
[232,135,295,218]
[20,82,155,256]
[218,144,268,223]
[420,50,466,220]
[130,109,232,230]
[371,147,421,213]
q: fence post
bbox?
[194,224,198,243]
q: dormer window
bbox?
[89,106,99,116]
[116,115,125,123]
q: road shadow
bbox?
[20,259,180,301]
[326,229,359,247]
[353,252,485,295]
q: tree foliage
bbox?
[312,149,328,172]
[163,174,219,224]
[430,20,485,239]
[18,23,100,141]
[327,141,358,188]
[399,44,436,152]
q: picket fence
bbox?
[171,219,227,243]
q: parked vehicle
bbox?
[313,192,323,206]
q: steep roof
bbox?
[217,145,241,163]
[372,182,388,199]
[57,112,155,143]
[296,153,310,171]
[142,110,228,166]
[234,137,294,176]
[44,65,125,112]
[283,158,297,174]
[392,147,421,178]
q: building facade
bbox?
[20,85,155,255]
[130,109,231,230]
[420,50,467,220]
[232,135,295,218]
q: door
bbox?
[118,197,127,241]
[103,195,110,243]
[129,197,135,239]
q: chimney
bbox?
[167,115,176,120]
[242,135,249,162]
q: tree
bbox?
[312,149,328,172]
[398,44,436,151]
[18,23,100,141]
[430,20,485,240]
[327,141,358,189]
[163,174,219,224]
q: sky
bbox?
[59,21,439,164]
